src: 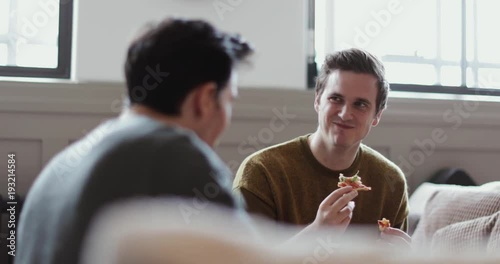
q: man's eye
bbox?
[355,102,368,108]
[329,96,342,103]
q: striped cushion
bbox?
[412,185,500,250]
[488,214,500,252]
[431,211,500,254]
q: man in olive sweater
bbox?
[233,48,410,244]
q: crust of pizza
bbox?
[378,218,391,232]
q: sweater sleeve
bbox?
[233,158,277,221]
[393,179,410,232]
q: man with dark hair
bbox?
[233,48,410,243]
[16,18,253,264]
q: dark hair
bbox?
[315,48,389,114]
[125,18,253,115]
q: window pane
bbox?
[440,0,462,62]
[465,0,475,62]
[0,43,7,65]
[3,0,60,68]
[477,68,500,89]
[385,63,436,85]
[476,0,500,64]
[17,43,58,68]
[331,0,438,58]
[466,68,474,87]
[440,66,461,86]
[0,0,10,35]
[467,68,500,89]
[17,0,59,45]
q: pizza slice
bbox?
[378,218,391,232]
[337,171,372,191]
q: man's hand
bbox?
[284,187,357,245]
[311,186,358,233]
[379,227,412,249]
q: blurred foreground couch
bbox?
[80,184,500,264]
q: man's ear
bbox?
[314,91,321,113]
[372,109,384,127]
[193,82,218,118]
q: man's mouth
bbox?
[333,122,355,129]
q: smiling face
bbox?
[314,70,382,150]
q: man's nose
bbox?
[338,104,353,120]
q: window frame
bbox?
[0,0,73,79]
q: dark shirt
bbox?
[16,114,238,264]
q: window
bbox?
[313,0,500,95]
[0,0,73,78]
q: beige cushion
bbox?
[412,185,500,250]
[431,211,500,254]
[408,182,450,235]
[488,213,500,252]
[480,181,500,191]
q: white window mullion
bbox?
[472,0,479,87]
[460,0,467,86]
[436,0,442,85]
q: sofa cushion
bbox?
[480,181,500,191]
[430,211,500,254]
[412,184,500,250]
[488,213,500,252]
[408,183,450,235]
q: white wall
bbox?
[1,81,500,197]
[75,0,307,89]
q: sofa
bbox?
[409,181,500,254]
[80,183,500,264]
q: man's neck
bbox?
[308,131,360,171]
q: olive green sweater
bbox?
[233,135,409,231]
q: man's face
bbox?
[204,72,238,147]
[314,70,382,150]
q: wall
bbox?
[75,0,307,89]
[1,81,500,197]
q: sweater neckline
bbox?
[298,134,363,177]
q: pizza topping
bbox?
[337,171,372,191]
[378,218,391,232]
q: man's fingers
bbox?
[339,214,352,226]
[319,186,354,209]
[330,190,358,212]
[338,201,355,223]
